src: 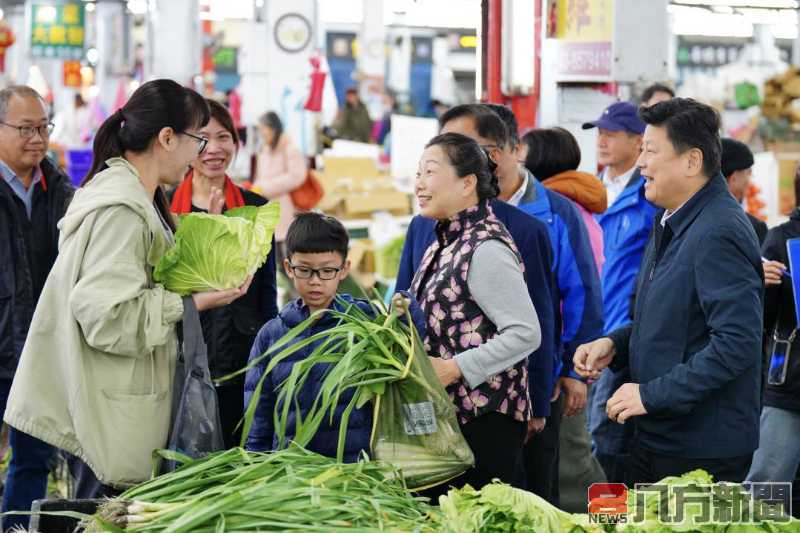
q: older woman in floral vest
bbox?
[411,132,541,490]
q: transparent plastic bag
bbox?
[370,321,475,490]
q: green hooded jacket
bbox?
[4,157,183,486]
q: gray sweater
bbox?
[453,239,541,388]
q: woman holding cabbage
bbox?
[168,99,278,449]
[3,80,249,498]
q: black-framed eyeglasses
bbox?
[288,263,344,280]
[0,121,54,139]
[182,131,209,155]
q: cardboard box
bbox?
[769,142,800,215]
[318,157,381,194]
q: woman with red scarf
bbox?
[169,99,278,448]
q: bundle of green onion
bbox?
[234,299,474,489]
[83,446,434,532]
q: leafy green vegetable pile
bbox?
[154,202,280,295]
[83,446,435,532]
[436,481,602,532]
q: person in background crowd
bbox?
[430,99,449,119]
[253,111,307,270]
[721,138,767,244]
[582,101,657,484]
[411,132,540,492]
[395,113,558,496]
[372,90,397,146]
[575,98,763,485]
[50,93,92,149]
[486,104,605,511]
[0,85,74,532]
[640,83,675,107]
[168,99,279,449]
[521,127,607,272]
[3,80,248,501]
[748,169,800,485]
[332,88,373,143]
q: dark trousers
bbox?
[421,412,525,501]
[626,440,752,487]
[596,450,630,484]
[0,379,55,533]
[67,455,121,500]
[217,384,244,449]
[522,394,564,506]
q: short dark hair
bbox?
[484,103,519,147]
[638,98,721,178]
[439,104,510,149]
[522,127,581,180]
[426,132,499,202]
[641,83,675,104]
[286,212,349,261]
[207,98,239,146]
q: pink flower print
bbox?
[448,220,462,233]
[508,387,519,401]
[469,390,489,411]
[447,324,456,338]
[451,303,465,321]
[460,316,484,348]
[442,278,462,302]
[461,392,474,412]
[467,205,479,214]
[460,242,473,255]
[499,398,508,413]
[460,262,469,281]
[487,374,502,390]
[438,345,452,360]
[428,303,445,336]
[516,397,526,412]
[506,367,519,379]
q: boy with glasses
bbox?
[244,212,425,460]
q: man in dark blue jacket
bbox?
[575,98,763,484]
[582,101,657,484]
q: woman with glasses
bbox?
[167,99,278,449]
[3,80,250,498]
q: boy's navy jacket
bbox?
[396,199,559,417]
[244,293,427,462]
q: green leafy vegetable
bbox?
[154,202,280,295]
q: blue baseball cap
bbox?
[582,101,645,135]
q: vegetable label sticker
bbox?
[402,402,437,435]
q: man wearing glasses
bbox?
[0,85,73,531]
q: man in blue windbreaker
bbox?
[484,104,605,510]
[582,101,657,484]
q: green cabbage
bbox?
[154,202,280,295]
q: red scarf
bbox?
[170,169,245,213]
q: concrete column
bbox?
[5,3,27,85]
[358,0,385,118]
[147,0,201,85]
[240,0,317,154]
[95,0,129,112]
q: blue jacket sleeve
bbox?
[396,219,418,292]
[244,323,277,451]
[639,228,763,416]
[525,225,557,418]
[553,204,605,378]
[260,237,279,320]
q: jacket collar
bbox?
[663,173,728,239]
[602,169,646,217]
[281,294,363,329]
[435,200,491,246]
[519,172,554,223]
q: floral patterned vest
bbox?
[411,201,531,424]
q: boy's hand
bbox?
[391,293,411,316]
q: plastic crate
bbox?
[30,498,101,533]
[65,149,93,168]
